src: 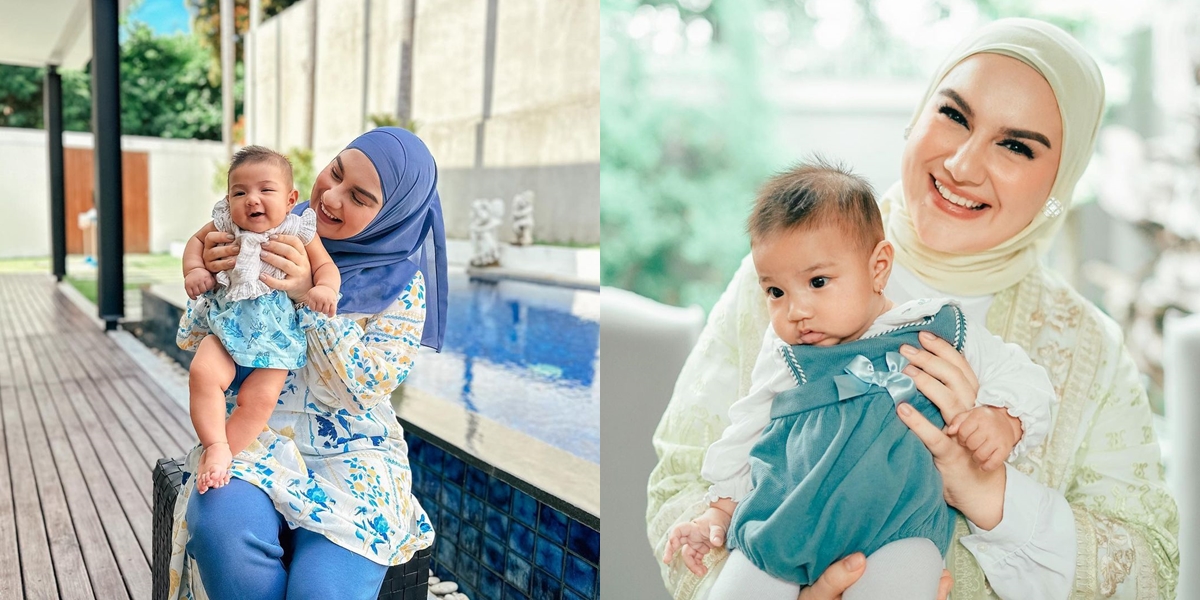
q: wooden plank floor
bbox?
[0,273,196,600]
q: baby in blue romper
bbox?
[181,146,341,494]
[663,160,1054,599]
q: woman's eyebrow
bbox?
[335,156,381,205]
[937,88,1052,149]
[1000,127,1052,149]
[937,88,973,118]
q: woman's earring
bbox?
[1043,197,1063,218]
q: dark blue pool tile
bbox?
[504,582,532,600]
[418,476,440,503]
[485,506,510,540]
[425,443,445,472]
[443,454,466,485]
[504,554,533,593]
[482,534,506,573]
[508,523,535,559]
[406,435,425,462]
[479,568,504,600]
[457,553,480,588]
[534,535,564,578]
[435,538,458,572]
[537,505,569,545]
[567,521,599,565]
[511,490,538,527]
[463,493,485,526]
[488,478,513,511]
[531,567,563,600]
[424,502,439,527]
[564,554,596,597]
[466,465,489,499]
[460,523,481,557]
[562,588,587,600]
[440,482,462,515]
[440,511,460,544]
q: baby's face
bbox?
[227,161,297,233]
[752,224,883,347]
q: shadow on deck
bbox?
[0,273,195,600]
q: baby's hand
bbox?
[184,268,215,300]
[663,506,732,576]
[304,285,338,317]
[945,405,1023,471]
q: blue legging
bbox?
[185,478,389,600]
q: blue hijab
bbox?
[294,127,447,352]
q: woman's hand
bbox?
[796,555,953,600]
[899,331,978,421]
[202,231,239,273]
[259,234,313,302]
[897,331,1007,528]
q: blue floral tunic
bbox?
[167,272,435,600]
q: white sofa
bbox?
[600,286,705,600]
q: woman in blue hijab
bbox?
[167,127,446,600]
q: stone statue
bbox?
[511,190,535,246]
[469,198,505,267]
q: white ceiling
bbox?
[0,0,133,69]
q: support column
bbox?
[44,65,66,281]
[92,0,125,330]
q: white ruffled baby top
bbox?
[212,197,317,302]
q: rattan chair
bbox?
[152,457,431,600]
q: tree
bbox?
[0,22,223,139]
[188,0,302,85]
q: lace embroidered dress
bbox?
[206,198,317,369]
[167,271,435,600]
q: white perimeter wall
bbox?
[0,127,226,258]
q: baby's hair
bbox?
[228,145,294,190]
[748,156,883,252]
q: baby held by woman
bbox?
[663,159,1055,599]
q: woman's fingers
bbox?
[259,249,301,278]
[902,365,964,423]
[896,402,958,459]
[937,569,953,600]
[902,341,974,401]
[801,553,866,600]
[918,330,980,390]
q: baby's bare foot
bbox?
[197,442,232,494]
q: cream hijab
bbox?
[880,18,1105,296]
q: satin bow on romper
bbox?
[727,304,966,586]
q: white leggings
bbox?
[709,538,944,600]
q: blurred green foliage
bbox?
[601,0,778,312]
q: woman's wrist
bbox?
[957,463,1007,530]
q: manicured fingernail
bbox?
[900,344,916,355]
[920,331,934,339]
[226,234,234,240]
[897,402,912,416]
[846,553,865,569]
[269,234,278,239]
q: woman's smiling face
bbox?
[900,53,1063,254]
[310,148,384,239]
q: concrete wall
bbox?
[0,127,226,258]
[247,0,600,245]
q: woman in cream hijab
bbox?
[648,18,1179,600]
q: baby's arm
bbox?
[951,319,1055,470]
[662,329,796,574]
[300,237,341,316]
[183,221,219,299]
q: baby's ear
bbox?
[288,188,299,206]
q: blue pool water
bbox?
[406,274,599,463]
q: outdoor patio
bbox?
[0,272,194,599]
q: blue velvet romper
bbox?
[726,304,965,586]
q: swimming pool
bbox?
[405,273,600,463]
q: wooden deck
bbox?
[0,273,195,600]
